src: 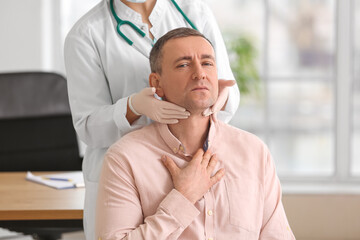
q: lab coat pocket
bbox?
[225,177,263,233]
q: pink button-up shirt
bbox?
[96,118,295,239]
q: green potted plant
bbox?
[228,36,261,98]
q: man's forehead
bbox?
[163,36,214,59]
[174,54,215,64]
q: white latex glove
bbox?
[129,87,190,124]
[202,79,236,120]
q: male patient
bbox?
[96,28,295,240]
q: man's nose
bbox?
[192,63,206,80]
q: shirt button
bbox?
[207,210,213,216]
[208,238,213,240]
[173,147,177,152]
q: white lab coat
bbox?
[64,0,240,239]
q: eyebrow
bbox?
[174,54,215,63]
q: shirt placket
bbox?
[204,191,215,240]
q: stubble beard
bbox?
[183,96,216,115]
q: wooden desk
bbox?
[0,172,84,221]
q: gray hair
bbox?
[149,27,213,74]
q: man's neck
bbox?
[168,113,210,156]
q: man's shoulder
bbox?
[115,123,158,144]
[216,121,266,147]
[107,123,159,155]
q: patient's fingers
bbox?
[201,150,212,167]
[206,154,218,175]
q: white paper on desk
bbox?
[26,171,85,189]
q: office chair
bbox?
[0,72,83,240]
[0,72,82,171]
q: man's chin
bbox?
[185,101,214,115]
[187,108,208,116]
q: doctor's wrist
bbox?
[126,97,141,125]
[128,94,141,116]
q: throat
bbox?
[143,19,154,40]
[169,116,210,155]
[120,0,156,40]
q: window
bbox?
[208,0,359,188]
[352,0,360,175]
[266,0,334,177]
[59,0,359,189]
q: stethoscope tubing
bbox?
[110,0,197,50]
[110,0,146,46]
[170,0,197,30]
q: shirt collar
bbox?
[156,116,217,158]
[112,0,143,24]
[149,0,166,26]
[111,0,166,25]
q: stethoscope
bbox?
[110,0,197,58]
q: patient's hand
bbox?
[162,149,225,204]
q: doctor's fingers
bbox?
[156,113,189,124]
[158,118,179,124]
[218,79,236,91]
[161,111,190,119]
[160,106,190,115]
[201,81,233,117]
[203,87,229,122]
[202,108,213,117]
[158,100,188,112]
[213,87,229,109]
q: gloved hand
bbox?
[129,87,190,124]
[202,79,236,119]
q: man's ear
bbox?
[149,73,164,97]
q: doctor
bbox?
[64,0,240,239]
